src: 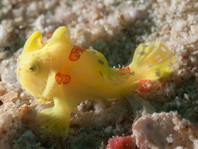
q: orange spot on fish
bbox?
[119,66,131,76]
[119,66,130,71]
[55,72,62,84]
[69,46,85,61]
[55,73,71,84]
[120,73,125,76]
[63,75,71,84]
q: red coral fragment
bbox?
[137,80,156,92]
[182,55,189,60]
[106,136,135,149]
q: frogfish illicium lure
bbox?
[16,26,177,135]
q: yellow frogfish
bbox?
[16,26,177,135]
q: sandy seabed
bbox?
[0,0,198,148]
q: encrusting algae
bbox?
[16,26,177,136]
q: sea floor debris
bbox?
[0,0,198,148]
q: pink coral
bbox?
[132,112,198,149]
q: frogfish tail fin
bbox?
[129,42,177,81]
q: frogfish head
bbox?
[16,26,73,97]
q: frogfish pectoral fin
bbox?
[36,98,71,136]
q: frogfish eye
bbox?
[29,67,34,71]
[29,65,38,72]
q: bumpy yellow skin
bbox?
[17,26,177,135]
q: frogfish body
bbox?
[17,26,177,135]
